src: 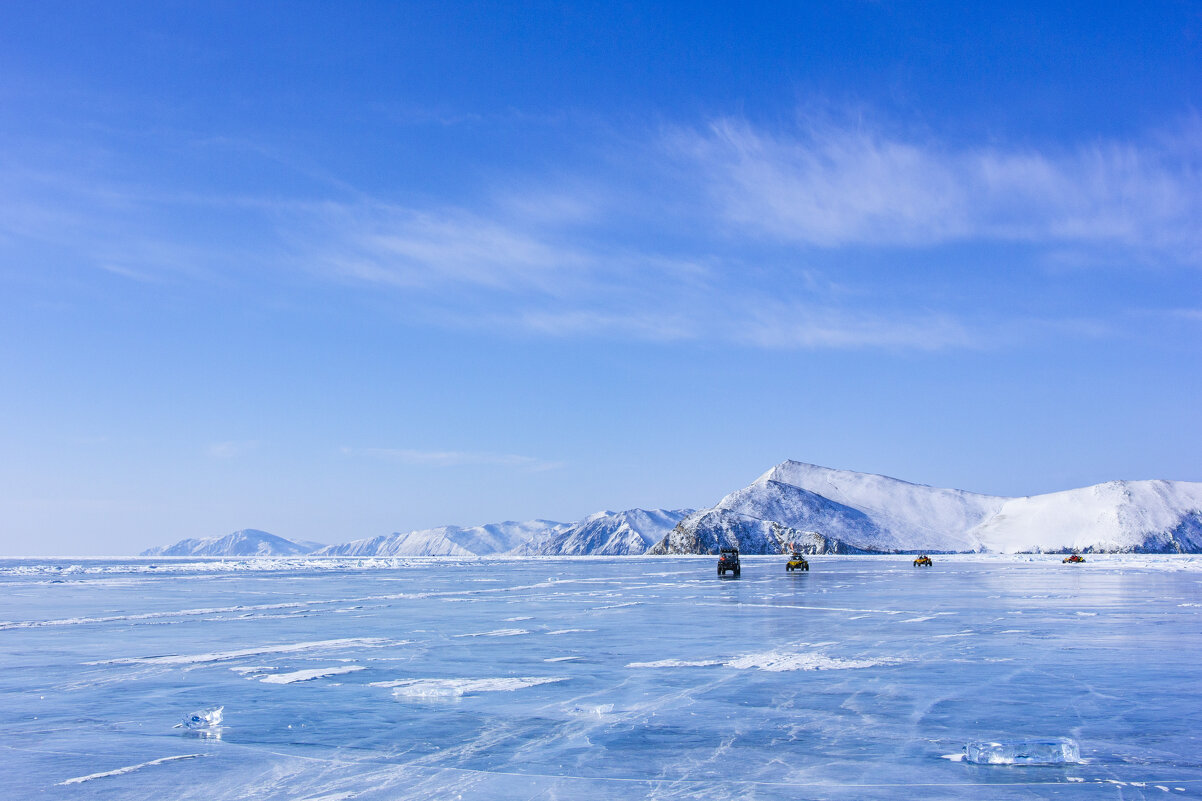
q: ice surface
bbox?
[380,676,568,697]
[627,651,904,671]
[89,638,390,665]
[3,555,1202,800]
[964,738,1080,765]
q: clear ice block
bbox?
[178,706,223,730]
[964,738,1080,765]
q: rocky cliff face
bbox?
[533,509,692,555]
[647,508,878,555]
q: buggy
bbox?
[717,547,741,576]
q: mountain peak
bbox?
[763,460,940,492]
[142,530,323,557]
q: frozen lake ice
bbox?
[2,554,1201,799]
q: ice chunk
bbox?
[177,706,223,730]
[964,738,1080,765]
[259,666,364,684]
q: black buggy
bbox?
[717,547,741,576]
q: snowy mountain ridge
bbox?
[141,529,324,557]
[145,509,690,558]
[649,461,1202,555]
[312,509,691,557]
[530,508,693,555]
[141,462,1202,557]
[313,519,566,557]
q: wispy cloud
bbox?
[280,190,983,350]
[345,447,564,472]
[0,163,251,284]
[299,203,594,296]
[271,116,1202,350]
[7,111,1198,352]
[513,307,698,342]
[670,116,1202,260]
[733,301,974,350]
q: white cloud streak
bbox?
[301,203,593,296]
[673,117,1202,260]
[734,302,974,350]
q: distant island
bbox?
[143,461,1202,557]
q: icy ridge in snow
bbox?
[141,529,323,557]
[651,460,1202,555]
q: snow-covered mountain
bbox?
[312,509,691,557]
[141,529,323,557]
[649,461,1202,554]
[532,509,692,555]
[972,480,1202,553]
[313,520,565,557]
[139,465,1202,557]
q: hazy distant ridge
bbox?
[313,520,565,557]
[141,529,323,557]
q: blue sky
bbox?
[2,2,1200,555]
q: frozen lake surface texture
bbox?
[2,555,1201,800]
